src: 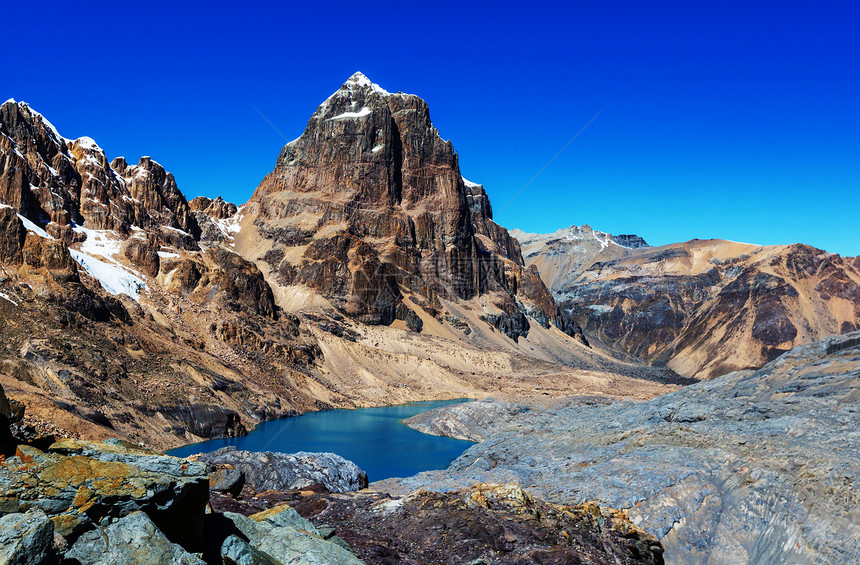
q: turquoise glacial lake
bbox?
[167,399,473,482]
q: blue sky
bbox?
[5,1,858,255]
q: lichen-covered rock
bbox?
[209,467,245,497]
[248,483,662,565]
[249,503,319,535]
[65,511,204,565]
[0,509,54,565]
[0,440,208,550]
[195,447,368,493]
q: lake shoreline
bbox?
[168,399,476,482]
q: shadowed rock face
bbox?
[249,73,578,338]
[379,332,860,564]
[516,226,860,378]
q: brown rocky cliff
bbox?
[0,100,198,247]
[248,73,577,338]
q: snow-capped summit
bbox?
[344,71,390,95]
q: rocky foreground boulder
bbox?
[381,332,860,564]
[64,511,205,565]
[0,509,54,565]
[194,446,369,492]
[0,438,209,551]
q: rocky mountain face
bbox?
[515,226,860,379]
[1,101,199,244]
[244,73,580,342]
[0,82,681,452]
[380,331,860,564]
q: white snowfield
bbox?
[4,205,148,302]
[68,248,146,301]
[215,207,244,245]
[73,225,123,258]
[461,177,482,189]
[17,214,54,240]
[0,290,18,305]
[70,224,147,301]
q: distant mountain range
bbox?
[514,225,860,379]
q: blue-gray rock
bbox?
[65,511,204,564]
[403,397,527,442]
[221,534,280,565]
[196,447,368,492]
[379,332,860,565]
[209,467,245,496]
[0,509,53,565]
[222,510,363,564]
[248,503,319,534]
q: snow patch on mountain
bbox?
[17,214,54,240]
[73,225,123,259]
[329,107,373,121]
[69,249,146,301]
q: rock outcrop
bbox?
[194,446,369,493]
[0,99,327,450]
[515,227,860,378]
[0,426,377,564]
[380,331,860,564]
[0,439,209,550]
[0,509,54,565]
[216,508,363,565]
[0,100,199,240]
[65,511,205,565]
[403,397,527,442]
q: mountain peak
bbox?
[343,71,390,95]
[1,99,65,144]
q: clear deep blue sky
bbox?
[5,1,858,255]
